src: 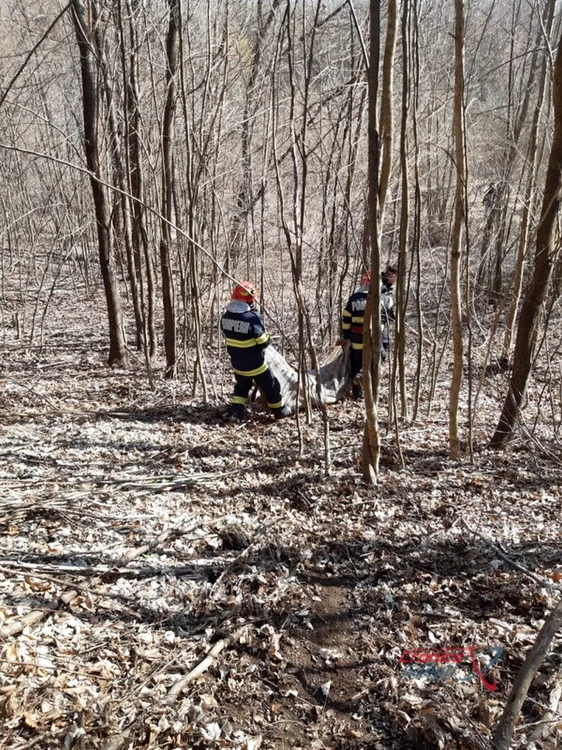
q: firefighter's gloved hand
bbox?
[336,338,349,349]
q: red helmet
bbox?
[361,270,372,285]
[231,281,257,304]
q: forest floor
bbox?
[1,295,562,750]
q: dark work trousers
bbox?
[231,368,283,417]
[381,326,390,362]
[350,349,363,380]
[350,336,389,379]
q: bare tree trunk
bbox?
[160,0,179,378]
[477,191,503,305]
[116,0,155,371]
[378,0,397,225]
[394,0,411,423]
[362,0,381,485]
[274,1,333,469]
[476,2,555,316]
[449,0,465,460]
[71,0,128,367]
[123,0,157,362]
[176,0,216,400]
[493,596,562,750]
[93,6,144,354]
[502,0,556,359]
[491,25,562,448]
[410,0,424,423]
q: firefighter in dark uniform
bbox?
[221,281,290,421]
[338,267,396,399]
[380,265,397,362]
[338,270,370,399]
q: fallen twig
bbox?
[0,607,51,638]
[461,518,562,591]
[0,557,209,580]
[166,625,248,703]
[117,518,204,564]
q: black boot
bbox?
[228,404,247,421]
[274,405,291,419]
[352,381,363,400]
[381,344,388,364]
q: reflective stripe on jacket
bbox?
[342,288,367,351]
[342,284,394,350]
[221,300,270,375]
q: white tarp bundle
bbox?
[264,345,351,414]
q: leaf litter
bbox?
[1,308,562,749]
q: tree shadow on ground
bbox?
[3,524,555,749]
[94,402,284,426]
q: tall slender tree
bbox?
[378,0,397,226]
[71,0,128,367]
[449,0,466,459]
[491,21,562,449]
[159,0,179,378]
[502,0,556,360]
[362,0,382,484]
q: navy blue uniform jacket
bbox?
[221,301,270,376]
[341,285,368,351]
[342,283,394,350]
